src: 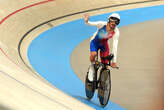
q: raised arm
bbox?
[83,13,106,28]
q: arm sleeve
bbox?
[112,28,120,63]
[85,21,106,29]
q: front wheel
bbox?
[85,71,95,100]
[98,69,111,107]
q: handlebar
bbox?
[101,54,114,62]
[100,54,119,69]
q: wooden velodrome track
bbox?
[0,0,164,110]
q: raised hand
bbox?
[83,13,90,23]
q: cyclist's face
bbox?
[108,20,117,30]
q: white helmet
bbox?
[108,13,120,25]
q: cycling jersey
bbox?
[85,21,120,63]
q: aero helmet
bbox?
[108,13,120,25]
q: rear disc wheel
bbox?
[98,69,111,107]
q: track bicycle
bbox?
[85,54,119,107]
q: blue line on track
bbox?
[28,5,164,110]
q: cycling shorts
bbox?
[90,39,109,64]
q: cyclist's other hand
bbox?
[83,13,90,23]
[110,62,117,68]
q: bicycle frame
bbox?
[93,54,113,89]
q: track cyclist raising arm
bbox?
[84,13,120,82]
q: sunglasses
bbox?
[108,17,120,25]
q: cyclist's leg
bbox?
[90,51,97,63]
[100,41,109,64]
[88,40,98,81]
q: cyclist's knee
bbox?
[90,55,96,63]
[90,52,97,63]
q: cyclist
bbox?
[83,13,120,82]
